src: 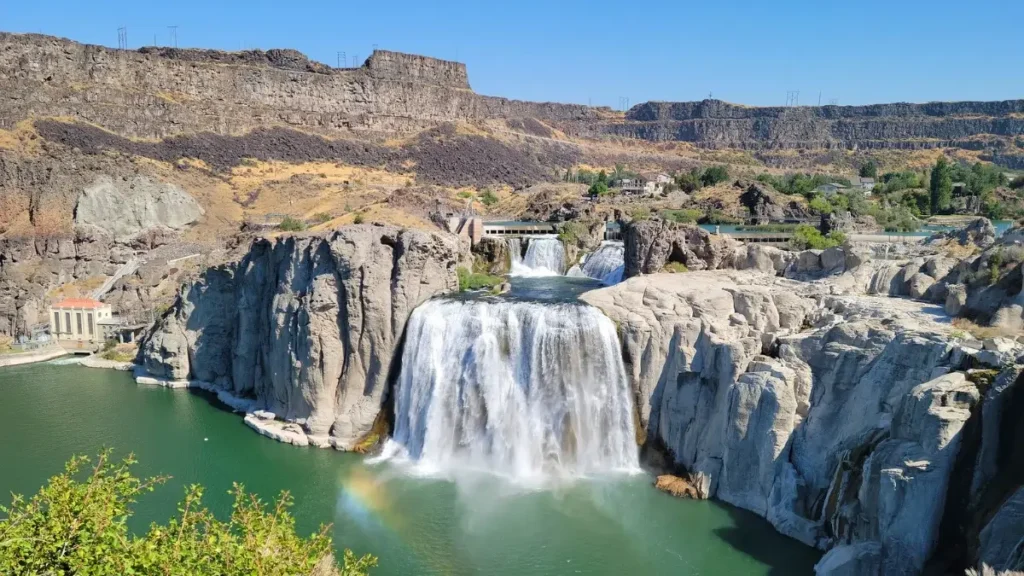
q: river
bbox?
[0,363,820,574]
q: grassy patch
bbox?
[661,209,702,224]
[662,262,689,273]
[457,267,503,291]
[278,216,305,232]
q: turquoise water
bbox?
[0,364,820,575]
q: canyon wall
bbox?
[0,32,605,140]
[139,225,461,449]
[1,32,1021,158]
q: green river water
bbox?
[0,364,820,575]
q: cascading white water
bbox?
[509,237,565,276]
[567,241,625,285]
[380,298,639,482]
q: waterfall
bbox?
[509,237,565,276]
[380,298,639,482]
[568,241,625,285]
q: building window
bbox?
[54,312,60,334]
[65,313,71,335]
[87,313,94,336]
[76,313,82,335]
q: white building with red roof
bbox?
[49,298,113,345]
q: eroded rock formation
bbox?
[139,225,460,449]
[581,269,1023,575]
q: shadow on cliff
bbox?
[713,504,821,575]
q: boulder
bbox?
[946,283,968,316]
[908,272,936,300]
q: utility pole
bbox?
[818,91,822,106]
[168,25,178,48]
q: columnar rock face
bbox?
[581,270,1021,575]
[2,32,1021,159]
[0,32,606,140]
[140,225,461,449]
[609,99,1024,152]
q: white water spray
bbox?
[568,241,625,285]
[509,237,565,277]
[380,298,639,482]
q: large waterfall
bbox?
[568,241,625,285]
[380,298,638,482]
[509,237,565,276]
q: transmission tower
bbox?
[785,90,800,107]
[117,27,128,50]
[168,26,178,48]
[828,98,839,106]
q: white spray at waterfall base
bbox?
[508,236,565,277]
[377,298,639,485]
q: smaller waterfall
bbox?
[509,237,565,276]
[380,298,639,482]
[568,241,625,285]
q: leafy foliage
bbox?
[660,209,703,224]
[0,451,376,576]
[700,165,730,187]
[859,161,878,179]
[755,172,850,197]
[479,188,499,207]
[278,216,306,232]
[1010,175,1024,190]
[930,157,953,214]
[587,181,609,197]
[352,213,365,225]
[791,225,846,250]
[457,267,503,292]
[808,195,833,215]
[662,262,689,273]
[313,212,333,224]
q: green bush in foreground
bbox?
[0,450,376,576]
[457,267,503,292]
[791,225,846,250]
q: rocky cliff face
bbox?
[0,32,605,140]
[581,269,1024,575]
[139,225,461,449]
[1,32,1020,160]
[605,99,1024,154]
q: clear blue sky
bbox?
[3,0,1021,108]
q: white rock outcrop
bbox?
[581,269,1015,575]
[140,225,460,449]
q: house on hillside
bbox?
[815,182,849,197]
[618,173,671,196]
[853,177,875,193]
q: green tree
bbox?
[278,216,306,232]
[859,161,878,179]
[809,195,834,214]
[700,165,730,187]
[597,170,608,185]
[588,181,609,197]
[930,157,953,214]
[0,451,376,576]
